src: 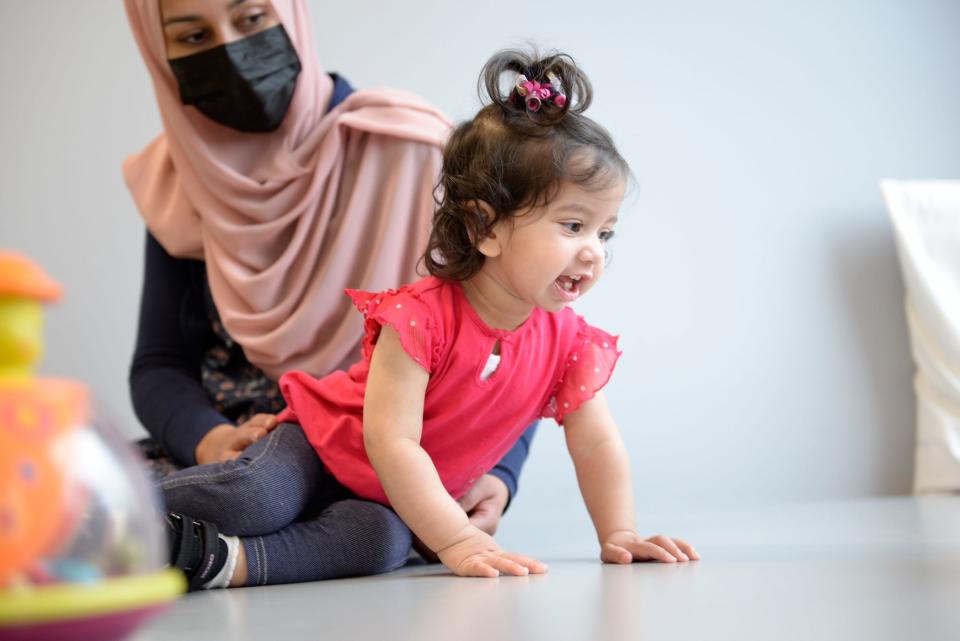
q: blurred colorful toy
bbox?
[0,251,184,641]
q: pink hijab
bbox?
[123,0,452,379]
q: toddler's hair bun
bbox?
[480,48,592,126]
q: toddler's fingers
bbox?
[500,552,548,574]
[648,534,689,562]
[601,542,634,564]
[635,540,678,563]
[487,555,530,577]
[623,540,678,563]
[674,538,700,561]
[456,559,500,578]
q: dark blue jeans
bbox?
[159,423,411,586]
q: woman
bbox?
[124,0,536,586]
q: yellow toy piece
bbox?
[0,251,62,380]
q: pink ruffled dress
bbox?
[277,276,620,504]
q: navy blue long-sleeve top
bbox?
[129,74,535,501]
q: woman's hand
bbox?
[601,530,700,564]
[194,414,279,465]
[460,475,510,535]
[437,524,547,578]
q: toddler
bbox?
[162,48,699,588]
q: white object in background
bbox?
[881,180,960,493]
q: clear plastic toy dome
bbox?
[0,379,183,641]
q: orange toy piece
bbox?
[0,379,87,585]
[0,252,63,303]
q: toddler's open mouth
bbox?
[556,274,582,292]
[554,274,590,301]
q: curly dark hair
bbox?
[423,48,630,281]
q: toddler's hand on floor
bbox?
[601,531,700,564]
[416,477,512,564]
[437,525,548,578]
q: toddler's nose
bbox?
[579,237,603,264]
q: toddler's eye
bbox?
[599,230,615,242]
[562,222,583,233]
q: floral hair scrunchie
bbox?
[512,71,567,113]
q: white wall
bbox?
[3,1,960,547]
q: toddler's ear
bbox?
[477,233,502,258]
[468,200,503,258]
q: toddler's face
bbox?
[479,179,624,314]
[160,0,280,59]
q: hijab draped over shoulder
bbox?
[123,0,451,379]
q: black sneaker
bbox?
[165,512,228,591]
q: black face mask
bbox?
[168,25,302,133]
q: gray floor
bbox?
[132,496,960,641]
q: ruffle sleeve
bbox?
[541,320,621,424]
[347,286,440,374]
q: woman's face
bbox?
[159,0,281,59]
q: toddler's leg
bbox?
[240,499,412,586]
[159,422,322,536]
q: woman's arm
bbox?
[131,75,358,465]
[563,392,699,564]
[363,325,546,577]
[129,231,230,466]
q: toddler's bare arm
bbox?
[564,393,699,563]
[364,325,546,577]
